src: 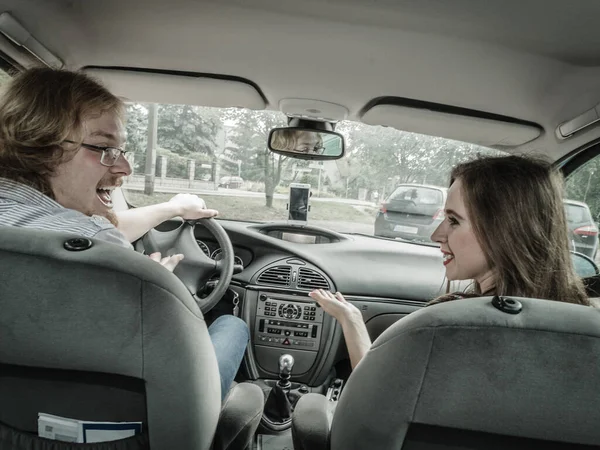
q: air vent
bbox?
[297,267,329,290]
[257,265,292,287]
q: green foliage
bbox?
[0,69,12,85]
[126,103,221,179]
[336,122,503,197]
[565,158,600,221]
[157,105,221,158]
[126,102,505,206]
[221,109,289,206]
[125,103,148,174]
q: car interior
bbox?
[3,1,600,449]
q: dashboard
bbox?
[188,220,451,301]
[194,238,252,267]
[155,218,452,386]
[147,216,600,388]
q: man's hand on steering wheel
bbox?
[168,193,219,220]
[145,195,219,273]
[142,218,235,314]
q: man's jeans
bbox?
[208,315,250,402]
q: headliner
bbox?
[4,0,600,160]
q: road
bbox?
[123,183,376,207]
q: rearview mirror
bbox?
[268,127,345,160]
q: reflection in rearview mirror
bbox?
[268,127,344,160]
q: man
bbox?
[0,67,247,401]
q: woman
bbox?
[310,155,589,370]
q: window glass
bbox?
[565,203,588,224]
[389,186,443,205]
[0,69,10,85]
[565,156,600,260]
[122,103,503,245]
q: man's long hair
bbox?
[0,68,125,198]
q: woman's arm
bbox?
[309,289,372,370]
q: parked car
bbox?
[565,199,599,259]
[374,184,447,243]
[218,176,244,189]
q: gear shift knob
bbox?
[279,354,294,376]
[278,354,294,389]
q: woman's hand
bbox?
[309,289,371,370]
[309,289,362,325]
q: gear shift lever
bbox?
[264,354,297,424]
[277,354,294,390]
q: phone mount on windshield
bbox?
[287,183,311,226]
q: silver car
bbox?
[374,184,447,243]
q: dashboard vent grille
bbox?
[257,265,292,287]
[297,268,329,290]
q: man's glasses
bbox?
[63,140,129,167]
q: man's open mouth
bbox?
[96,187,115,208]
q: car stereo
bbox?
[254,292,324,351]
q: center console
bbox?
[254,292,324,351]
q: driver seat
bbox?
[0,226,262,450]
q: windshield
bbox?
[122,104,503,245]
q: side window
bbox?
[0,69,11,85]
[565,156,600,261]
[0,54,18,86]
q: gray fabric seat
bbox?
[0,226,261,450]
[292,296,600,450]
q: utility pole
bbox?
[584,169,595,203]
[317,166,322,197]
[144,103,158,195]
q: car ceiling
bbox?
[4,0,600,160]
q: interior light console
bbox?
[254,292,324,351]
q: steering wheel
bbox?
[141,218,234,313]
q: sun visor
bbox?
[84,68,266,110]
[361,104,542,147]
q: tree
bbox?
[157,105,222,180]
[222,109,289,206]
[126,103,223,180]
[566,158,600,221]
[336,121,501,197]
[125,103,149,175]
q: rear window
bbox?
[565,203,590,223]
[388,186,443,206]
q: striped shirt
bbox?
[0,177,131,248]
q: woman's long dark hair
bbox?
[430,155,588,306]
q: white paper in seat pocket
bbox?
[38,413,142,443]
